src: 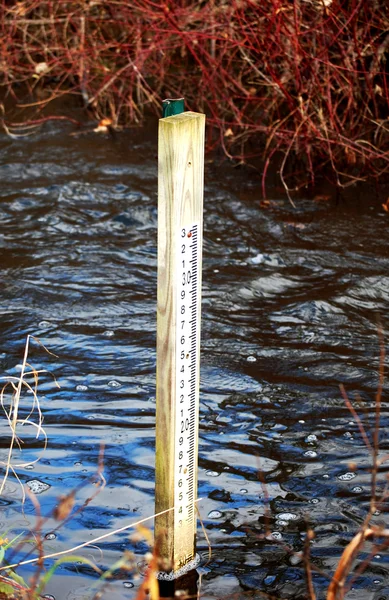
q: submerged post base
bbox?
[158,566,199,599]
[156,553,200,581]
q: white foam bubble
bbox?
[108,380,121,388]
[208,510,223,519]
[338,472,356,481]
[290,553,302,565]
[251,253,264,264]
[268,531,282,540]
[76,384,88,391]
[277,512,298,521]
[27,479,50,494]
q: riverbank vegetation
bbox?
[0,0,388,193]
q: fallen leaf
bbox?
[259,199,280,209]
[53,491,75,520]
[14,2,28,16]
[94,118,113,133]
[345,146,357,165]
[259,200,272,209]
[382,198,389,212]
[375,84,383,96]
[313,194,331,202]
[224,128,234,138]
[34,62,49,75]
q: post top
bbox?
[159,111,206,125]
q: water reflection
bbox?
[0,123,388,599]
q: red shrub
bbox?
[0,0,388,192]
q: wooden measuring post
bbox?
[155,102,205,578]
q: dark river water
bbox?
[0,120,389,600]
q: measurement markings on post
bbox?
[174,222,200,565]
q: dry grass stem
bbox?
[0,335,59,501]
[327,330,387,599]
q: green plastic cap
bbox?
[162,98,185,118]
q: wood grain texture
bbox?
[155,111,205,572]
